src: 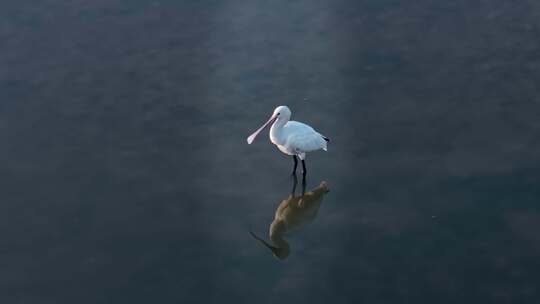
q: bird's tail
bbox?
[321,135,329,151]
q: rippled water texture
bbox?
[2,1,540,303]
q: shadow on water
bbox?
[250,174,330,260]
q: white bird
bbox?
[247,106,329,175]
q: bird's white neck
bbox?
[269,117,288,144]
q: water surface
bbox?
[1,1,540,303]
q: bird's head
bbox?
[272,105,291,121]
[247,105,291,144]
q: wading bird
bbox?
[247,106,329,176]
[250,178,330,260]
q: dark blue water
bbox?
[2,1,540,303]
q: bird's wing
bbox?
[284,121,328,153]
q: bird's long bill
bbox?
[249,231,280,255]
[246,115,277,144]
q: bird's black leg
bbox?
[301,176,306,196]
[301,159,307,196]
[291,155,298,175]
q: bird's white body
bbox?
[270,121,327,160]
[247,106,328,160]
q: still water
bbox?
[2,0,540,303]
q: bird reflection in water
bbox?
[250,174,330,260]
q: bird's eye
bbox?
[277,113,280,116]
